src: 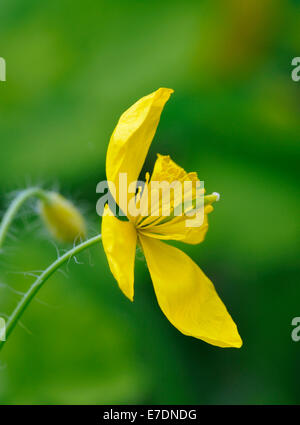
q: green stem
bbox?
[0,187,49,250]
[0,234,102,352]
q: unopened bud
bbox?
[39,192,86,243]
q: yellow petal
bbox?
[139,235,242,348]
[102,206,137,301]
[106,88,174,213]
[150,154,199,185]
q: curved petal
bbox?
[102,206,137,301]
[106,88,174,213]
[139,235,242,348]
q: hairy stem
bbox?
[0,234,102,352]
[0,187,49,250]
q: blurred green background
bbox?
[0,0,300,404]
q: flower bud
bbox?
[39,192,86,243]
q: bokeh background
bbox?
[0,0,299,404]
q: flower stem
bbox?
[0,187,49,250]
[0,234,102,352]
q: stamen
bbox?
[212,192,220,202]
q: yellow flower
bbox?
[102,88,242,348]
